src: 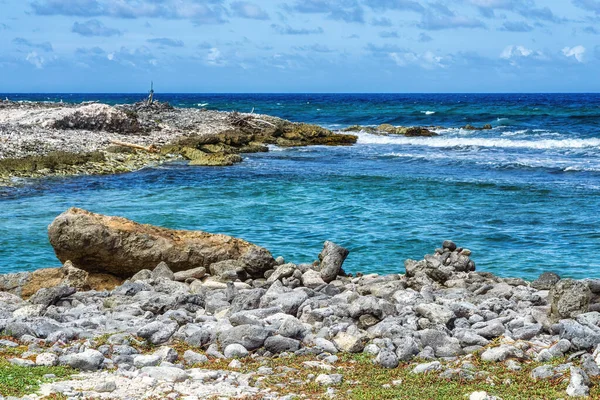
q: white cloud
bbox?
[500,45,533,59]
[206,47,225,66]
[562,45,586,63]
[26,52,45,68]
[389,50,446,69]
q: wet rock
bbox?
[48,208,275,278]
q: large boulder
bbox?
[48,208,276,278]
[550,279,591,320]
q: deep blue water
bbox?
[1,93,599,280]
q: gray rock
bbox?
[566,366,590,397]
[183,350,208,365]
[65,349,104,371]
[141,366,189,382]
[576,312,600,328]
[152,262,174,280]
[333,331,365,353]
[35,353,58,367]
[131,269,152,281]
[375,349,399,369]
[395,337,420,361]
[531,365,556,380]
[558,320,600,350]
[173,267,206,282]
[224,343,249,358]
[419,329,463,357]
[453,330,489,347]
[318,241,349,283]
[206,344,225,359]
[415,303,455,326]
[9,358,35,367]
[267,264,297,283]
[480,345,523,362]
[412,361,442,374]
[532,272,560,290]
[512,323,543,340]
[550,279,591,320]
[580,354,600,377]
[474,319,506,339]
[94,381,117,393]
[315,373,343,386]
[264,335,300,354]
[314,338,338,354]
[442,240,457,251]
[29,286,76,307]
[230,289,265,313]
[133,354,161,368]
[137,321,177,345]
[302,269,326,289]
[219,324,271,351]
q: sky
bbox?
[0,0,600,93]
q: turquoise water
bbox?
[1,94,600,279]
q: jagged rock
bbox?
[532,272,560,290]
[318,241,349,283]
[550,279,591,320]
[48,208,275,278]
[29,285,76,307]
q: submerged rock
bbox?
[48,207,275,278]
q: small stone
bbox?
[65,349,104,371]
[9,358,35,367]
[94,381,117,393]
[141,366,189,383]
[375,349,399,369]
[315,374,343,386]
[183,350,208,365]
[566,366,590,397]
[224,343,249,359]
[228,359,243,369]
[152,262,174,280]
[442,240,457,251]
[36,353,58,367]
[412,361,442,374]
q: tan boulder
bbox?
[48,208,275,278]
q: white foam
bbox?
[356,132,600,150]
[421,111,436,115]
[197,103,208,107]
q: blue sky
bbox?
[1,0,599,92]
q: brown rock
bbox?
[48,208,275,278]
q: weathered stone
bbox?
[224,343,249,359]
[318,241,349,283]
[375,349,399,369]
[48,208,275,278]
[152,262,174,280]
[550,279,591,320]
[173,267,206,282]
[65,349,104,371]
[218,325,271,351]
[264,335,301,354]
[29,285,76,308]
[532,272,560,290]
[566,366,590,397]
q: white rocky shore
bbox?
[0,209,599,399]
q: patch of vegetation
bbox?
[0,358,73,398]
[163,345,599,400]
[0,151,105,173]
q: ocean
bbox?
[1,93,599,280]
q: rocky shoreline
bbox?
[1,209,599,399]
[0,99,459,187]
[0,99,358,186]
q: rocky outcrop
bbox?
[343,124,438,137]
[48,104,141,133]
[48,208,276,278]
[0,262,121,299]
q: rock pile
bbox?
[1,212,600,398]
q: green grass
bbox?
[0,358,73,398]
